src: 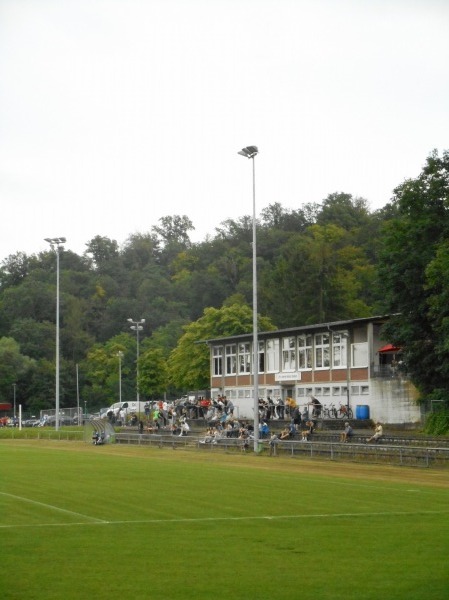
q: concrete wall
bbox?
[369,377,422,425]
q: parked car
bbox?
[72,413,94,425]
[40,415,73,426]
[22,417,41,427]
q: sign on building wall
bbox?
[275,372,301,382]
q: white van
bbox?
[104,401,148,416]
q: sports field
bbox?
[1,440,448,600]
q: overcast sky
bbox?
[1,0,448,262]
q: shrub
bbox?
[424,411,449,435]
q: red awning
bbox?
[378,343,401,353]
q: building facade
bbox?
[207,316,422,425]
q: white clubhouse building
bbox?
[207,316,422,426]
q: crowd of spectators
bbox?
[109,394,366,450]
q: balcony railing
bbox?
[371,365,408,379]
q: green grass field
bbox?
[1,440,448,600]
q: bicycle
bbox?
[336,404,353,419]
[323,403,337,419]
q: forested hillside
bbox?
[0,194,389,413]
[16,156,449,413]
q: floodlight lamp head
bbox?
[238,146,258,159]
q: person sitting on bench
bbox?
[367,422,383,443]
[340,422,353,443]
[279,427,290,440]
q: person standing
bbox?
[292,406,302,431]
[308,396,322,418]
[269,433,279,456]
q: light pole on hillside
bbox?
[44,236,66,431]
[238,145,259,452]
[117,351,124,405]
[13,383,16,419]
[127,318,145,409]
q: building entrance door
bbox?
[282,387,293,401]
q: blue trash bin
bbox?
[356,405,370,420]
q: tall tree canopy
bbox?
[0,196,395,413]
[168,302,276,391]
[379,149,449,400]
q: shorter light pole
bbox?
[345,334,351,411]
[13,383,16,419]
[117,351,124,404]
[76,364,80,424]
[127,318,145,409]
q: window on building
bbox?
[267,388,281,400]
[266,339,279,372]
[282,337,296,371]
[351,385,360,395]
[225,344,237,375]
[258,341,265,373]
[297,388,305,397]
[333,387,340,396]
[323,387,330,396]
[213,346,223,376]
[314,387,322,396]
[361,385,369,395]
[298,334,313,369]
[332,332,347,367]
[238,342,251,374]
[315,333,330,368]
[352,342,368,367]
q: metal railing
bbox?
[114,433,449,468]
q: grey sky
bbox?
[1,0,448,261]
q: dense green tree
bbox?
[152,215,194,247]
[84,236,120,271]
[0,201,390,414]
[0,279,55,330]
[9,318,55,360]
[0,337,35,402]
[81,334,135,408]
[261,224,373,327]
[20,358,56,414]
[316,192,370,231]
[0,252,35,287]
[138,348,169,398]
[260,202,309,232]
[168,303,276,391]
[379,149,449,400]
